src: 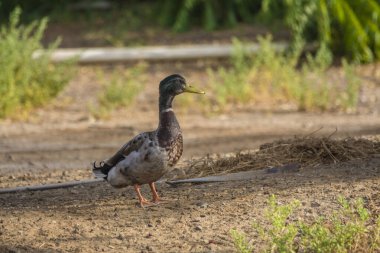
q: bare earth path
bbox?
[0,112,379,185]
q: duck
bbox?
[93,74,205,207]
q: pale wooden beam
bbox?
[33,42,289,63]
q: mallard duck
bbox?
[93,74,204,207]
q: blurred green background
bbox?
[1,0,379,61]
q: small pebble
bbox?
[197,202,208,208]
[195,225,203,231]
[311,202,320,207]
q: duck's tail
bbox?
[92,161,110,179]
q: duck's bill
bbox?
[184,85,205,94]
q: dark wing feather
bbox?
[93,131,154,175]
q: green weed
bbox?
[0,7,75,119]
[231,195,380,253]
[90,64,147,119]
[211,38,253,106]
[230,229,253,253]
[206,36,361,113]
[340,60,361,110]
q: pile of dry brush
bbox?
[181,136,379,178]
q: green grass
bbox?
[0,7,75,119]
[203,36,361,113]
[340,59,361,110]
[231,195,380,253]
[89,64,147,119]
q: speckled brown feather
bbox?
[166,134,183,166]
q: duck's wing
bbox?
[93,131,155,177]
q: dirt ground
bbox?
[42,22,291,48]
[0,63,379,252]
[0,157,379,253]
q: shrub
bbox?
[262,0,380,62]
[89,63,147,119]
[231,195,380,253]
[205,36,361,112]
[0,7,75,118]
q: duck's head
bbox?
[159,74,205,97]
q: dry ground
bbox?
[0,158,379,253]
[0,64,379,252]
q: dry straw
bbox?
[179,134,379,179]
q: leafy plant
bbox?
[258,195,300,252]
[0,7,75,119]
[340,59,361,110]
[206,38,254,109]
[299,197,373,252]
[90,63,147,118]
[262,0,380,62]
[206,36,360,112]
[231,195,380,253]
[230,229,253,253]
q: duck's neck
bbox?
[159,93,174,111]
[157,94,181,147]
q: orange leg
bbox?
[133,184,152,207]
[149,182,161,203]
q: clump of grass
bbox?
[0,7,75,119]
[90,63,147,118]
[207,36,361,113]
[231,195,380,253]
[230,229,253,253]
[210,38,253,107]
[340,59,361,110]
